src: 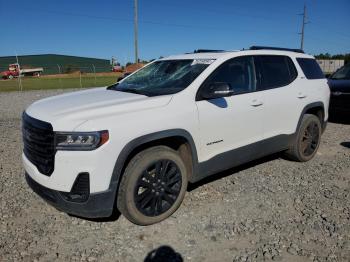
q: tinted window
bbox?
[257,55,297,90]
[296,58,325,79]
[201,56,256,97]
[330,64,350,80]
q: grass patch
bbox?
[0,75,120,92]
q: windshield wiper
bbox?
[106,83,118,90]
[107,83,152,96]
[113,87,150,96]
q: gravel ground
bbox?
[0,89,349,262]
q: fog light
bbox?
[60,173,90,203]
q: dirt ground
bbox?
[0,90,349,262]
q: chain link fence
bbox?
[0,65,122,92]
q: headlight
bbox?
[55,130,109,150]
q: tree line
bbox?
[315,53,350,65]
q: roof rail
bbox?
[193,49,226,53]
[249,46,304,53]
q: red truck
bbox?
[112,63,123,73]
[1,63,44,79]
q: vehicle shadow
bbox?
[144,245,183,262]
[188,153,280,191]
[74,153,282,222]
[340,142,350,149]
[328,113,350,125]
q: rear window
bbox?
[257,55,298,90]
[296,58,325,79]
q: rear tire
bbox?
[284,114,322,162]
[117,146,188,225]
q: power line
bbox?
[14,6,350,40]
[16,6,294,32]
[18,7,133,23]
[13,6,350,53]
[17,7,296,35]
[308,23,350,40]
[150,2,350,40]
[145,2,298,23]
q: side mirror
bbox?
[117,76,125,82]
[117,72,131,82]
[201,82,234,100]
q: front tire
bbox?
[284,114,322,162]
[117,146,188,225]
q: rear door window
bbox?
[256,55,297,90]
[296,58,325,79]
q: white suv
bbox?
[22,46,330,225]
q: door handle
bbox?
[250,99,263,107]
[297,92,307,99]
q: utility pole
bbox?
[299,4,308,50]
[15,53,23,91]
[134,0,139,64]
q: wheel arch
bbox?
[296,102,326,132]
[108,129,199,206]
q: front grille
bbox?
[22,112,55,176]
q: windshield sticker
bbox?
[191,59,215,66]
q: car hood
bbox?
[25,87,172,130]
[328,79,350,92]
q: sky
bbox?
[0,0,349,64]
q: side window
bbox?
[257,55,297,90]
[296,58,325,79]
[200,56,256,97]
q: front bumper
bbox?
[25,173,116,218]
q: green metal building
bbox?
[0,54,111,75]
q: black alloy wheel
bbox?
[300,121,320,157]
[134,160,182,217]
[284,114,322,162]
[117,146,188,225]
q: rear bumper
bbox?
[25,173,116,218]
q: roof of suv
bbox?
[161,49,314,61]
